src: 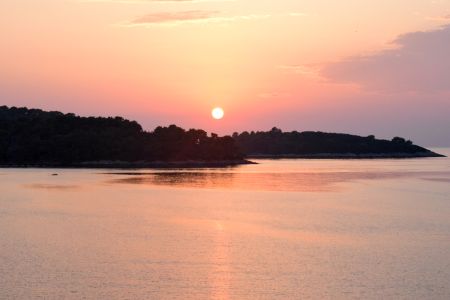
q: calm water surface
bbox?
[1,149,450,299]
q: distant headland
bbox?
[0,106,444,168]
[232,127,444,159]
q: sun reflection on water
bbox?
[210,221,231,300]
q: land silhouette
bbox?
[0,106,443,167]
[233,127,443,158]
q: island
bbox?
[0,106,443,168]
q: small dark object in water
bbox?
[51,173,58,176]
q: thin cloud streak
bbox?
[132,10,220,24]
[278,64,321,79]
[426,14,450,22]
[77,0,235,3]
[122,11,305,26]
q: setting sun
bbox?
[211,107,224,120]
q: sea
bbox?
[1,148,450,299]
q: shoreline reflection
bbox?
[106,170,450,192]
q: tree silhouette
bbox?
[0,106,243,165]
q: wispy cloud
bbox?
[278,64,321,78]
[322,25,450,93]
[131,10,220,24]
[426,14,450,22]
[259,92,291,99]
[78,0,234,3]
[121,11,305,26]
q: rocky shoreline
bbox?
[0,159,256,169]
[248,152,445,159]
[1,152,445,169]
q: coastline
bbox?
[0,159,256,169]
[248,151,445,159]
[0,152,445,169]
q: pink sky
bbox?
[1,0,450,146]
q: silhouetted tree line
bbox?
[232,127,433,156]
[0,106,242,164]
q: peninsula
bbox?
[232,127,444,159]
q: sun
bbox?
[211,107,224,120]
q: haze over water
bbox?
[1,149,450,299]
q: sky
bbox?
[1,0,450,146]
